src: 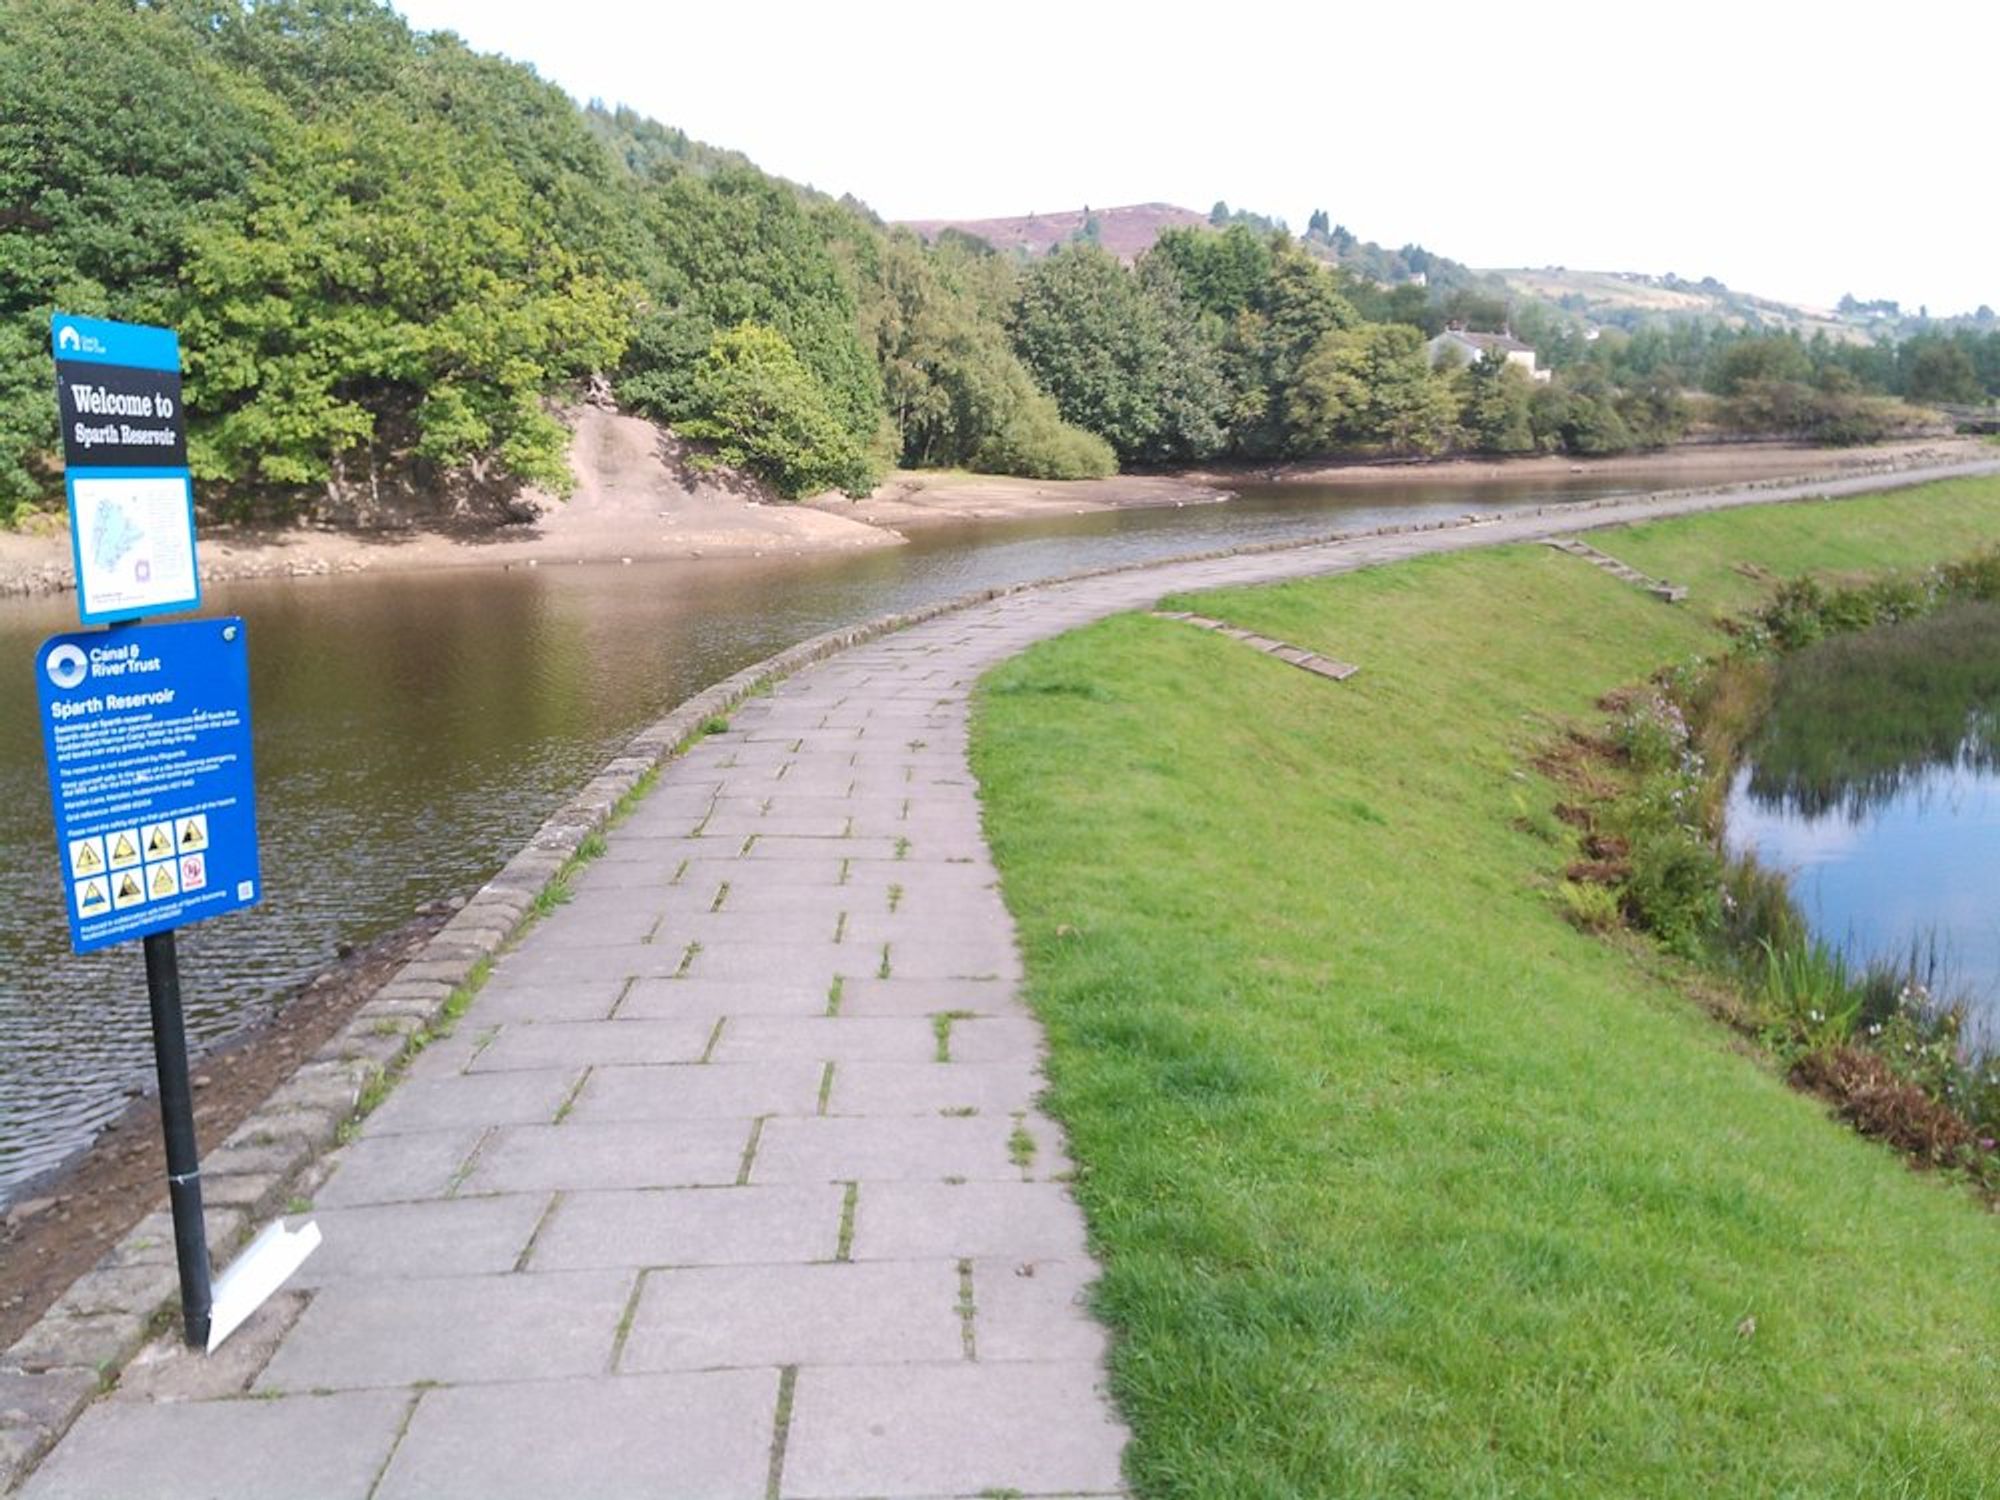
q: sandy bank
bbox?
[0,406,897,600]
[807,470,1234,529]
[1,427,1988,602]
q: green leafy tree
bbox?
[1010,246,1228,464]
[1290,324,1456,455]
[180,101,627,493]
[1904,339,1981,404]
[841,232,1112,478]
[0,0,273,506]
[1456,354,1536,454]
[619,169,883,459]
[1707,334,1812,395]
[679,323,875,498]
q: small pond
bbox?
[1724,601,2000,1044]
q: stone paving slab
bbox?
[752,1116,1026,1183]
[257,1270,633,1391]
[467,976,626,1022]
[617,976,832,1020]
[467,1017,713,1072]
[532,1185,844,1270]
[374,1372,776,1500]
[827,1059,1041,1117]
[831,976,1024,1017]
[313,1126,484,1208]
[462,1119,752,1194]
[973,1258,1112,1363]
[681,939,850,985]
[289,1194,548,1286]
[850,1182,1091,1262]
[710,1016,941,1065]
[360,1068,579,1136]
[17,1390,410,1500]
[567,1061,825,1122]
[781,1362,1128,1499]
[622,1261,963,1371]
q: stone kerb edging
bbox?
[4,452,1998,1490]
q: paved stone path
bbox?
[20,466,2000,1499]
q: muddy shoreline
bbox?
[2,437,1984,603]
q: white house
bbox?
[1425,328,1551,382]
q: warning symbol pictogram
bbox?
[112,870,146,909]
[180,853,207,892]
[177,815,209,853]
[148,862,180,899]
[143,822,174,860]
[69,837,106,877]
[108,829,140,870]
[75,877,109,913]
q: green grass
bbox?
[970,482,2000,1498]
[1610,473,2000,617]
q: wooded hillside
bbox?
[2,1,1989,525]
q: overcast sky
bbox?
[390,0,1996,316]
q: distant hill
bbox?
[1484,267,1875,342]
[898,203,1209,261]
[899,203,1992,345]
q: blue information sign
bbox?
[36,618,262,955]
[51,312,202,625]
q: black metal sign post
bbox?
[142,930,211,1348]
[43,315,233,1348]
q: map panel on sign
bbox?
[66,473,200,623]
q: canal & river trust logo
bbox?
[45,643,88,691]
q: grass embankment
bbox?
[971,477,2000,1498]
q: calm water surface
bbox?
[0,474,1631,1202]
[1725,758,2000,1043]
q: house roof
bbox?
[1433,329,1535,355]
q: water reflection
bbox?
[1742,603,2000,819]
[1727,605,2000,1039]
[0,473,1628,1202]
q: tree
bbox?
[1904,339,1981,404]
[0,0,273,505]
[179,99,627,495]
[1456,354,1536,453]
[1010,246,1228,464]
[1707,334,1811,395]
[1290,324,1455,455]
[620,169,883,457]
[678,323,874,498]
[842,232,1111,478]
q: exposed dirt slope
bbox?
[0,406,897,597]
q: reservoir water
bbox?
[2,472,1638,1203]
